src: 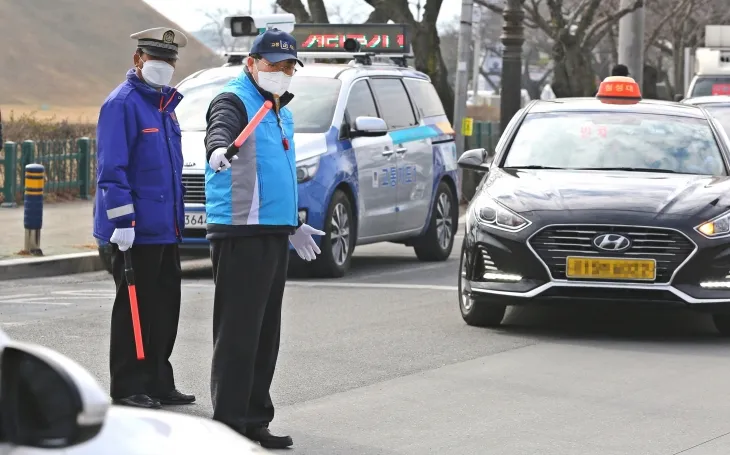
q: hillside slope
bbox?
[0,0,223,107]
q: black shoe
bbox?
[245,426,293,449]
[112,394,161,409]
[151,389,196,405]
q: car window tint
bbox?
[503,111,727,176]
[345,80,379,128]
[691,77,730,97]
[369,78,418,130]
[404,78,445,118]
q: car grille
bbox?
[182,174,205,205]
[529,225,695,283]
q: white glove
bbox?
[289,224,326,261]
[209,147,237,171]
[110,227,135,251]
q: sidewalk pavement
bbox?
[0,200,97,261]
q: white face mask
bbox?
[256,69,292,96]
[140,60,175,88]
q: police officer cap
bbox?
[250,29,303,67]
[131,27,188,60]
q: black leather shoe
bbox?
[245,427,293,449]
[112,394,161,409]
[151,389,196,405]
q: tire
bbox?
[312,189,355,278]
[458,242,506,327]
[712,313,730,336]
[98,244,114,275]
[413,180,458,262]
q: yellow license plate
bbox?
[565,256,656,280]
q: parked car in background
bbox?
[681,95,730,135]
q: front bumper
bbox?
[462,222,730,312]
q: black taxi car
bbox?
[458,76,730,335]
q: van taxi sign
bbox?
[291,24,411,54]
[596,76,642,105]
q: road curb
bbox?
[0,252,104,281]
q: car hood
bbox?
[65,406,271,454]
[181,130,327,172]
[484,168,730,220]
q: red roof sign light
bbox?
[596,76,642,105]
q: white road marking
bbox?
[0,289,115,306]
[184,282,457,292]
[354,262,453,280]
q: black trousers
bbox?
[209,234,289,432]
[109,243,182,399]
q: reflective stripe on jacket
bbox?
[93,69,185,245]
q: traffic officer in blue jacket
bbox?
[93,27,195,409]
[204,29,324,449]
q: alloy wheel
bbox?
[436,192,453,251]
[330,202,350,266]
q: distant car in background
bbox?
[681,95,730,136]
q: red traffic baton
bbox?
[123,249,145,360]
[216,100,274,173]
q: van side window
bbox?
[345,80,379,129]
[369,78,418,130]
[404,78,445,118]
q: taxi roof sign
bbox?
[596,76,642,105]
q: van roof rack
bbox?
[223,51,413,68]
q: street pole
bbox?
[453,0,473,159]
[472,6,482,103]
[617,0,645,88]
[499,0,525,134]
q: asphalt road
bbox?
[2,232,730,454]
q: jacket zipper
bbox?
[161,94,181,241]
[273,99,297,226]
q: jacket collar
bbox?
[242,67,294,107]
[125,68,183,112]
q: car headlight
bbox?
[296,156,320,183]
[696,211,730,238]
[471,194,530,232]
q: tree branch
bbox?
[276,0,312,23]
[643,0,694,56]
[307,0,329,22]
[582,0,644,50]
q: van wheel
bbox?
[413,181,458,261]
[312,190,355,278]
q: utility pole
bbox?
[617,0,645,88]
[453,0,473,159]
[499,0,525,134]
[472,6,482,102]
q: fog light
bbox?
[298,210,307,224]
[483,272,522,281]
[700,281,730,288]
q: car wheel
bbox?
[312,189,355,278]
[712,313,730,336]
[458,242,506,327]
[413,180,458,262]
[98,245,114,275]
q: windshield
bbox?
[502,111,727,176]
[175,72,341,134]
[690,76,730,97]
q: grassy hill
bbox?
[0,0,223,116]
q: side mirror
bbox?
[674,94,684,102]
[351,116,388,137]
[458,148,493,172]
[0,342,109,449]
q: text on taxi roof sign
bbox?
[290,23,411,54]
[596,76,642,104]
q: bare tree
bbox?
[275,0,330,23]
[199,8,247,53]
[479,0,644,97]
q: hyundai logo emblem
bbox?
[593,233,631,252]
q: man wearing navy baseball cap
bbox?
[203,28,323,449]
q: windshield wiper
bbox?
[573,167,679,173]
[503,165,564,170]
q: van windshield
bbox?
[175,72,341,134]
[690,76,730,97]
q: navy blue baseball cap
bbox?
[250,28,303,66]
